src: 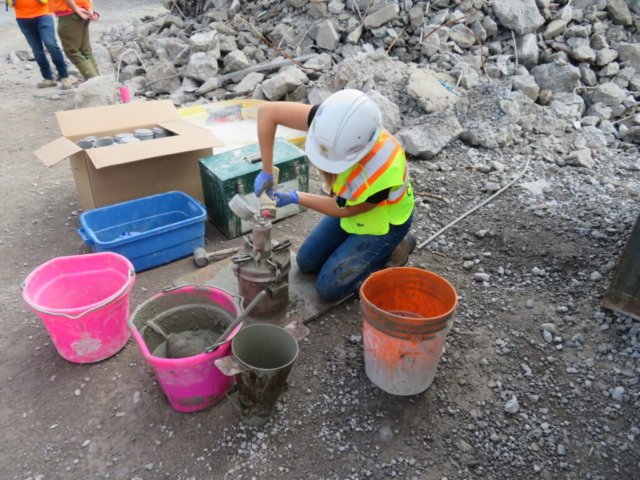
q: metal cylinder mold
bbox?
[232,218,291,319]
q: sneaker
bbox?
[384,231,417,268]
[37,79,57,88]
[60,77,73,90]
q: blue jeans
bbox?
[16,15,68,81]
[297,214,413,301]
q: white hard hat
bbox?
[305,89,383,174]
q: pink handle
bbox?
[119,87,131,103]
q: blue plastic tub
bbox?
[78,192,207,272]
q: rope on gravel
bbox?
[417,156,532,250]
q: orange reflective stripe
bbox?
[339,133,389,198]
[346,163,365,185]
[352,142,400,199]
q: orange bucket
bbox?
[359,267,457,395]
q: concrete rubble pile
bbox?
[79,0,640,157]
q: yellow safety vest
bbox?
[333,130,414,235]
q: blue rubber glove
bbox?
[254,170,275,197]
[273,190,299,207]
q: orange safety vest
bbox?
[14,0,50,19]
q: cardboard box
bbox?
[35,100,224,211]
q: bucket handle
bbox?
[161,284,245,312]
[21,268,135,320]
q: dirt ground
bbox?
[1,2,640,480]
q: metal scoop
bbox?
[228,194,258,221]
[145,290,267,359]
[145,320,201,359]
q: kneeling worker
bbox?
[254,89,416,301]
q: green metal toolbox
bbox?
[199,137,309,238]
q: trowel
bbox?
[145,290,267,359]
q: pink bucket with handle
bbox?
[21,252,136,363]
[128,285,244,413]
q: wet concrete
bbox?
[137,303,235,358]
[151,329,221,358]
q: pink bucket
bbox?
[128,285,243,413]
[22,252,136,363]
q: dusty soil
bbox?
[1,2,640,480]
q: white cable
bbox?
[116,48,148,85]
[417,156,532,250]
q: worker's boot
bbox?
[60,78,73,90]
[384,231,417,268]
[37,79,57,88]
[76,58,99,80]
[88,56,100,76]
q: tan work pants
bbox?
[57,14,93,67]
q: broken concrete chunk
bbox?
[189,30,221,56]
[223,50,251,74]
[363,4,399,29]
[186,51,219,82]
[618,43,640,71]
[406,69,459,114]
[579,63,597,86]
[169,76,199,106]
[520,179,551,196]
[511,72,540,101]
[262,67,309,100]
[586,102,612,120]
[233,72,264,95]
[146,59,181,94]
[448,24,476,49]
[482,15,498,37]
[347,26,363,44]
[409,5,425,29]
[587,82,628,107]
[517,33,540,67]
[565,37,594,61]
[92,44,116,76]
[74,74,117,109]
[149,37,189,60]
[303,53,332,80]
[367,90,403,134]
[544,19,567,39]
[596,49,619,67]
[600,62,620,78]
[492,0,545,35]
[454,83,523,149]
[574,126,608,151]
[396,110,463,159]
[564,149,595,168]
[607,0,633,26]
[531,62,581,93]
[620,126,640,143]
[549,92,584,120]
[316,20,341,51]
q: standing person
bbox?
[255,89,416,301]
[49,0,99,80]
[11,0,73,89]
